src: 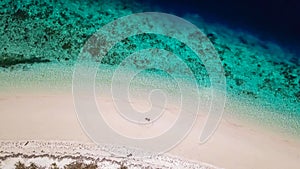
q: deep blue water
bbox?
[135,0,300,56]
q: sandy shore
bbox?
[1,91,300,169]
[0,64,300,169]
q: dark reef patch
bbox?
[207,33,217,44]
[13,9,30,20]
[0,53,51,68]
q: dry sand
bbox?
[0,91,300,169]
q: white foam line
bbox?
[0,140,222,169]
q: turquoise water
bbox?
[0,0,299,135]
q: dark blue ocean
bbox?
[136,0,300,57]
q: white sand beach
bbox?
[0,64,300,169]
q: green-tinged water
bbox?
[0,0,299,135]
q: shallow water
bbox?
[0,0,299,135]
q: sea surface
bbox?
[0,0,299,135]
